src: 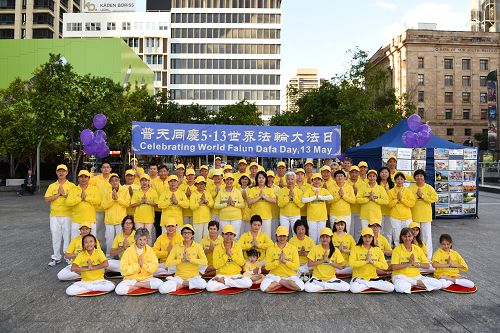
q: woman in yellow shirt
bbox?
[266,171,281,241]
[368,220,392,257]
[327,170,356,233]
[115,228,163,295]
[304,227,350,292]
[295,168,311,220]
[200,220,223,277]
[157,175,189,231]
[432,234,474,289]
[247,171,277,237]
[65,234,115,296]
[278,172,304,236]
[214,173,245,236]
[377,167,394,246]
[159,224,208,293]
[356,170,389,239]
[388,173,416,245]
[408,169,438,259]
[408,222,433,274]
[107,216,136,273]
[331,220,355,276]
[391,228,442,294]
[129,175,158,240]
[349,228,394,293]
[301,173,333,244]
[153,218,184,276]
[190,176,214,242]
[237,174,252,233]
[288,220,315,280]
[237,215,273,265]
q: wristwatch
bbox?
[328,260,332,265]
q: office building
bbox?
[285,68,324,112]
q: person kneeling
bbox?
[206,225,252,291]
[260,226,304,292]
[65,234,115,296]
[115,228,163,295]
[304,228,350,292]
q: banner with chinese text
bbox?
[132,122,341,158]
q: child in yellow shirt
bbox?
[243,249,264,285]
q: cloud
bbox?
[376,1,396,9]
[383,2,469,40]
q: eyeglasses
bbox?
[182,232,193,235]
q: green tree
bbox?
[213,100,262,125]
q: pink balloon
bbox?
[407,114,422,132]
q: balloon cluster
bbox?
[402,114,432,148]
[79,114,110,159]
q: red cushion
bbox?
[267,286,297,294]
[214,287,247,295]
[127,287,158,296]
[442,284,477,294]
[75,290,111,297]
[168,287,204,295]
[360,287,389,294]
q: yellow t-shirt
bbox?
[391,244,429,278]
[307,244,345,280]
[277,186,304,217]
[237,231,273,261]
[214,187,245,221]
[243,260,262,277]
[153,232,184,263]
[102,186,130,225]
[111,231,136,258]
[289,235,315,264]
[165,242,208,280]
[327,182,356,217]
[65,185,101,223]
[296,182,312,216]
[190,189,214,224]
[157,189,189,227]
[349,245,388,280]
[200,235,223,266]
[388,186,416,220]
[264,242,300,277]
[179,182,196,218]
[131,188,158,224]
[302,187,331,221]
[375,234,392,254]
[356,183,389,221]
[120,245,159,281]
[331,232,356,263]
[44,180,76,217]
[408,183,438,223]
[432,248,469,278]
[212,241,245,276]
[73,248,107,282]
[247,186,277,220]
[89,174,112,212]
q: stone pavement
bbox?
[0,191,499,333]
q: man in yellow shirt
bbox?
[206,224,252,291]
[348,166,363,238]
[124,169,140,216]
[274,161,287,188]
[157,175,189,230]
[90,162,112,249]
[45,164,76,267]
[304,159,314,184]
[66,170,101,239]
[152,164,169,238]
[176,163,186,185]
[131,157,145,185]
[233,159,248,183]
[260,226,304,292]
[179,169,196,226]
[358,161,369,183]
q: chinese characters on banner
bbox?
[131,122,341,158]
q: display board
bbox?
[382,147,426,186]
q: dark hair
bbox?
[82,234,98,249]
[208,220,220,230]
[293,219,309,236]
[250,215,263,225]
[411,225,424,247]
[394,173,406,181]
[399,227,413,244]
[238,174,250,187]
[149,163,158,169]
[377,167,395,189]
[121,215,135,230]
[439,234,453,245]
[356,234,376,247]
[158,164,168,171]
[413,169,426,179]
[332,220,346,233]
[255,171,269,187]
[334,170,346,178]
[181,226,194,235]
[246,248,260,258]
[319,234,336,258]
[343,157,352,163]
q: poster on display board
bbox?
[382,147,426,186]
[434,148,478,217]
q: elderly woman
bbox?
[115,228,163,295]
[159,224,208,293]
[65,234,115,296]
[277,171,304,235]
[206,225,252,291]
[260,226,304,292]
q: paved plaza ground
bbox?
[0,190,499,333]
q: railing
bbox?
[479,162,500,186]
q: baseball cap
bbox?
[56,164,68,171]
[276,225,289,237]
[78,170,91,177]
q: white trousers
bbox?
[260,274,305,292]
[95,212,105,248]
[183,216,193,226]
[66,279,115,296]
[330,215,352,234]
[350,214,360,238]
[159,276,207,293]
[280,215,301,236]
[105,224,122,257]
[71,222,96,239]
[308,220,326,244]
[382,215,392,246]
[260,219,272,239]
[107,259,121,273]
[50,216,72,261]
[350,277,395,293]
[391,218,412,245]
[419,222,433,260]
[335,266,353,275]
[392,274,442,294]
[153,263,177,276]
[439,278,475,289]
[57,265,80,281]
[305,277,350,292]
[211,214,220,222]
[219,220,242,239]
[193,223,208,243]
[115,277,163,295]
[206,275,253,291]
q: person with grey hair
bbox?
[115,228,163,295]
[277,172,304,236]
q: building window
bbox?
[107,22,116,30]
[481,109,487,120]
[480,76,487,87]
[418,74,424,85]
[462,92,471,103]
[154,72,162,81]
[462,59,471,70]
[159,22,168,30]
[85,22,101,31]
[465,128,472,136]
[445,92,453,103]
[462,76,471,87]
[418,57,424,69]
[445,109,453,119]
[126,37,138,48]
[134,22,143,30]
[479,59,488,70]
[447,128,454,136]
[463,109,470,120]
[417,107,424,118]
[444,75,453,86]
[480,92,487,103]
[122,22,131,30]
[417,91,424,102]
[444,58,453,69]
[66,22,81,31]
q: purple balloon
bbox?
[93,114,107,130]
[80,129,94,146]
[402,130,413,147]
[404,131,418,148]
[96,144,110,159]
[416,130,431,147]
[407,114,422,132]
[94,130,107,144]
[419,124,432,134]
[84,142,97,156]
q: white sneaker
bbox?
[48,259,61,267]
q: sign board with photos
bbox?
[434,148,478,217]
[382,147,426,186]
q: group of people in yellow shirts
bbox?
[45,156,474,296]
